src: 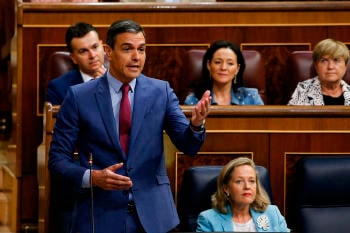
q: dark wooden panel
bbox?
[15,2,350,230]
[20,175,38,220]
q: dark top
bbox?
[323,94,345,105]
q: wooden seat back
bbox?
[37,102,60,233]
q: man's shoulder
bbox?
[138,74,165,83]
[48,69,82,86]
[137,74,169,88]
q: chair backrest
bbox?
[286,51,350,101]
[45,51,76,79]
[37,103,60,233]
[295,156,350,233]
[40,51,76,107]
[177,165,273,232]
[178,49,267,104]
[41,51,76,89]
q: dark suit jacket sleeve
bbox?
[46,70,83,105]
[46,80,63,105]
[163,81,205,156]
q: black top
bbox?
[323,94,345,105]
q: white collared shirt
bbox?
[80,70,96,82]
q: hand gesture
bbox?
[93,65,107,78]
[191,90,211,127]
[91,163,132,190]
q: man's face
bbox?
[106,32,146,83]
[70,30,105,76]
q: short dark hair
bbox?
[106,19,146,48]
[65,22,98,52]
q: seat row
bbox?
[41,49,350,105]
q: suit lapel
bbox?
[73,70,84,85]
[221,217,233,231]
[128,76,152,156]
[94,75,154,160]
[219,207,234,231]
[95,75,120,151]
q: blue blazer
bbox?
[197,205,290,232]
[46,69,84,105]
[48,74,205,233]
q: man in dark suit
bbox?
[46,22,106,233]
[48,19,211,233]
[46,22,106,105]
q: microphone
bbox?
[89,153,95,233]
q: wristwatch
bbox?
[190,120,205,132]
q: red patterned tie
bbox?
[119,84,131,154]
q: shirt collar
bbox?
[106,71,136,93]
[80,70,95,83]
[80,65,106,82]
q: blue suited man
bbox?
[46,22,106,105]
[46,22,106,233]
[48,19,211,233]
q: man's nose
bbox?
[88,49,96,58]
[131,50,141,60]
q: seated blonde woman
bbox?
[196,157,290,232]
[288,38,350,105]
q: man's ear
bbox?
[105,46,112,60]
[70,53,78,65]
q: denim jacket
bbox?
[184,87,264,105]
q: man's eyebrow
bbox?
[120,42,146,47]
[78,48,88,52]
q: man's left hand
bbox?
[191,90,211,127]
